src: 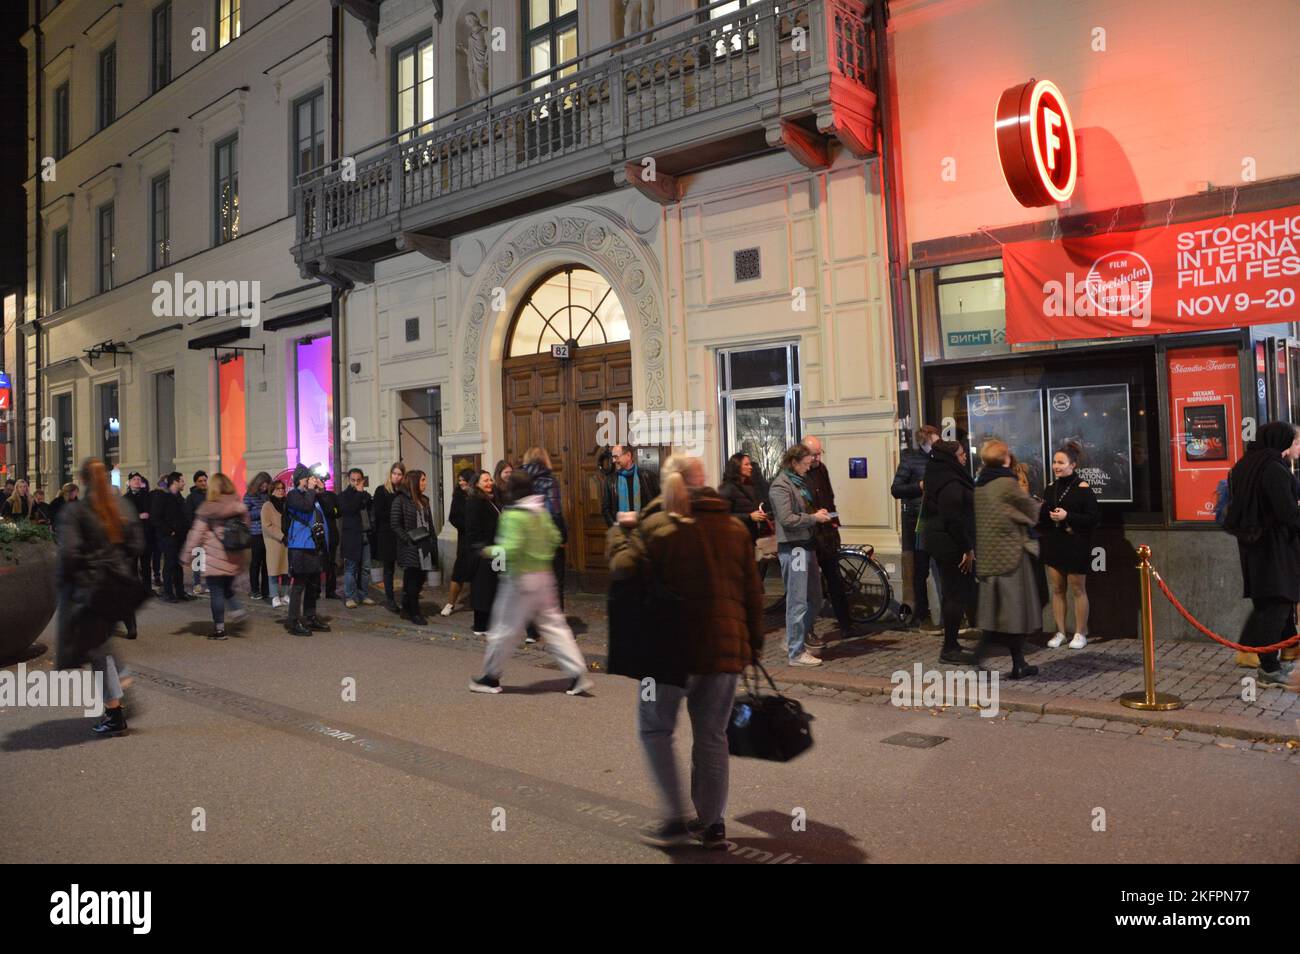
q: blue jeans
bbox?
[343,541,370,602]
[207,575,239,626]
[637,672,740,827]
[779,544,821,660]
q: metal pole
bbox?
[1119,545,1183,711]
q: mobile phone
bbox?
[826,511,839,519]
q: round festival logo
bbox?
[1084,251,1154,317]
[1051,393,1072,412]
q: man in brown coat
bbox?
[607,456,764,850]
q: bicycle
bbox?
[763,542,908,627]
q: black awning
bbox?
[263,303,331,332]
[187,326,250,351]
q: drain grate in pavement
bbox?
[881,732,948,749]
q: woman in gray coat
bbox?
[973,438,1042,679]
[768,443,832,667]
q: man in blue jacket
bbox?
[284,464,332,636]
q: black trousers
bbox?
[248,534,268,596]
[975,630,1028,668]
[161,537,183,598]
[818,545,852,628]
[1239,597,1290,672]
[324,538,339,596]
[289,573,320,622]
[935,555,976,651]
[902,512,932,620]
[402,567,425,617]
[383,560,397,604]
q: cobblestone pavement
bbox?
[282,579,1299,742]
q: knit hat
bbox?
[292,463,313,487]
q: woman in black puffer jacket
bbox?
[921,440,978,663]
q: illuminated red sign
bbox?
[995,79,1077,207]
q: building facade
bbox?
[889,0,1300,634]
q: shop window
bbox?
[507,267,629,357]
[218,355,246,493]
[97,381,120,476]
[923,347,1162,518]
[718,342,802,483]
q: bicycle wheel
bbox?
[837,550,890,623]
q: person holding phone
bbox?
[769,443,833,666]
[719,453,773,555]
[802,435,857,637]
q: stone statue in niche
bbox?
[624,0,653,42]
[458,11,490,102]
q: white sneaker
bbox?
[1069,633,1088,650]
[345,599,358,609]
[271,596,284,608]
[440,603,454,616]
[473,630,487,637]
[361,598,376,606]
[790,651,822,667]
[1047,632,1066,648]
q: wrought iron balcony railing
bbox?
[294,0,877,283]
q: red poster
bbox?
[1166,345,1240,522]
[1004,205,1300,343]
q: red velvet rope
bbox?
[1151,568,1300,654]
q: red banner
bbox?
[1166,345,1241,522]
[1004,204,1300,343]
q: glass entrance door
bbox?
[718,342,802,484]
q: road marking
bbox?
[128,664,817,863]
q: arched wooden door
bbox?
[500,267,632,579]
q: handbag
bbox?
[727,661,814,762]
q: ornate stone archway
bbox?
[457,205,668,432]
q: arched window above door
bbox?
[507,267,630,357]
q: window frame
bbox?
[151,1,172,93]
[97,44,116,130]
[52,227,69,311]
[216,0,241,49]
[53,83,70,158]
[97,202,115,294]
[715,340,803,481]
[151,172,170,271]
[292,87,326,181]
[212,134,239,246]
[522,0,580,87]
[391,31,435,140]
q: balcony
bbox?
[296,0,879,285]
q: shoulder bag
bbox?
[728,660,814,762]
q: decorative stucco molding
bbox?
[458,206,668,429]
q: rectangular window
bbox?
[97,203,115,293]
[393,34,434,139]
[524,0,579,87]
[98,45,116,130]
[213,135,239,245]
[53,227,69,311]
[151,2,172,93]
[97,381,120,473]
[293,90,325,180]
[217,0,241,48]
[717,342,802,482]
[53,83,70,158]
[151,173,170,270]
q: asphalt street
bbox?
[2,598,1297,864]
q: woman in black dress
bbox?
[464,470,501,635]
[441,468,477,616]
[371,461,406,613]
[1038,441,1099,650]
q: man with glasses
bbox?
[801,435,859,639]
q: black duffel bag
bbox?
[727,661,814,762]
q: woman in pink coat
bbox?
[183,472,252,639]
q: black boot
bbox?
[92,707,127,736]
[306,616,332,632]
[287,619,313,636]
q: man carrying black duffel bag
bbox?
[606,454,764,851]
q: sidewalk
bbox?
[326,580,1300,744]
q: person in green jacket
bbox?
[469,471,593,696]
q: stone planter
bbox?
[0,537,58,664]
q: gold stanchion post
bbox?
[1119,544,1183,711]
